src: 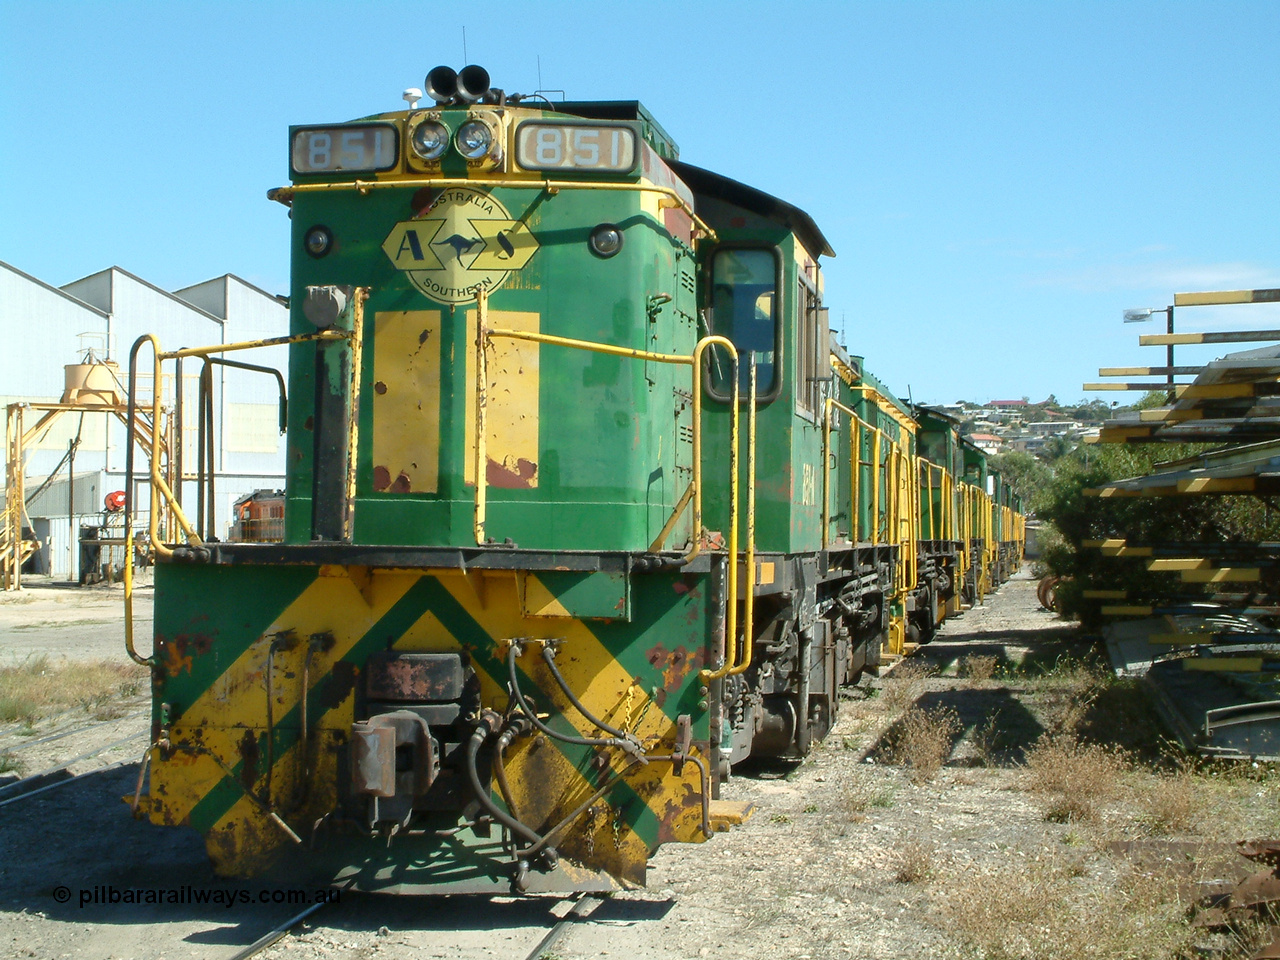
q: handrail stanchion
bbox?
[821,398,832,549]
[728,357,757,678]
[696,337,740,682]
[474,288,489,545]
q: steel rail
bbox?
[0,707,148,752]
[522,893,601,960]
[0,730,147,808]
[225,888,346,960]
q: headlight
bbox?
[455,119,494,159]
[588,223,624,258]
[410,120,449,161]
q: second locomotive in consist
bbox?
[125,65,1024,894]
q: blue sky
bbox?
[3,0,1278,405]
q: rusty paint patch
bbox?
[389,472,412,493]
[365,652,465,701]
[487,456,537,489]
[158,639,193,677]
[645,642,701,690]
[410,187,437,215]
[373,380,388,395]
[372,466,392,492]
[303,415,314,431]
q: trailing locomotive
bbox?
[123,65,1024,895]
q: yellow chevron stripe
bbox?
[149,571,421,831]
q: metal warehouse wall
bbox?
[1,261,291,563]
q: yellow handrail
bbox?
[820,397,886,549]
[871,430,882,545]
[470,317,751,681]
[122,326,355,665]
[270,177,717,242]
[726,360,757,678]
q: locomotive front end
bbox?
[135,67,742,893]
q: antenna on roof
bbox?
[462,26,468,63]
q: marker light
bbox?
[588,224,624,258]
[455,119,494,159]
[304,226,332,258]
[411,120,449,161]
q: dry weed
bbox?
[938,858,1192,959]
[1137,763,1200,836]
[0,656,147,724]
[972,711,1001,766]
[958,654,999,680]
[882,705,961,783]
[1024,733,1128,823]
[1028,658,1110,735]
[846,777,895,820]
[878,658,934,714]
[893,836,935,883]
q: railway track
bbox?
[521,892,600,960]
[224,891,603,960]
[0,729,148,808]
[226,894,342,960]
[0,705,149,753]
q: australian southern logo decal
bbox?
[381,188,539,304]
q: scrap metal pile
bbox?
[1082,287,1280,759]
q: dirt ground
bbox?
[3,571,1278,960]
[0,577,153,666]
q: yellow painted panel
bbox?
[1183,657,1265,672]
[464,309,540,488]
[757,561,775,586]
[521,572,573,618]
[372,310,442,494]
[1174,289,1269,306]
[1147,558,1212,571]
[1178,477,1256,493]
[434,574,711,850]
[1149,634,1216,645]
[1181,568,1260,582]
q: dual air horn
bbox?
[425,65,491,105]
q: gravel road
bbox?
[9,569,1261,960]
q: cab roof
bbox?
[668,160,836,260]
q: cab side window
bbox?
[795,275,826,417]
[707,249,778,397]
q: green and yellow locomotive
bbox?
[124,66,1023,894]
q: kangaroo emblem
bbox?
[436,234,482,262]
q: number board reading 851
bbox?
[291,124,399,174]
[515,123,637,173]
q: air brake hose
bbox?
[539,644,638,744]
[506,643,644,758]
[463,712,544,849]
